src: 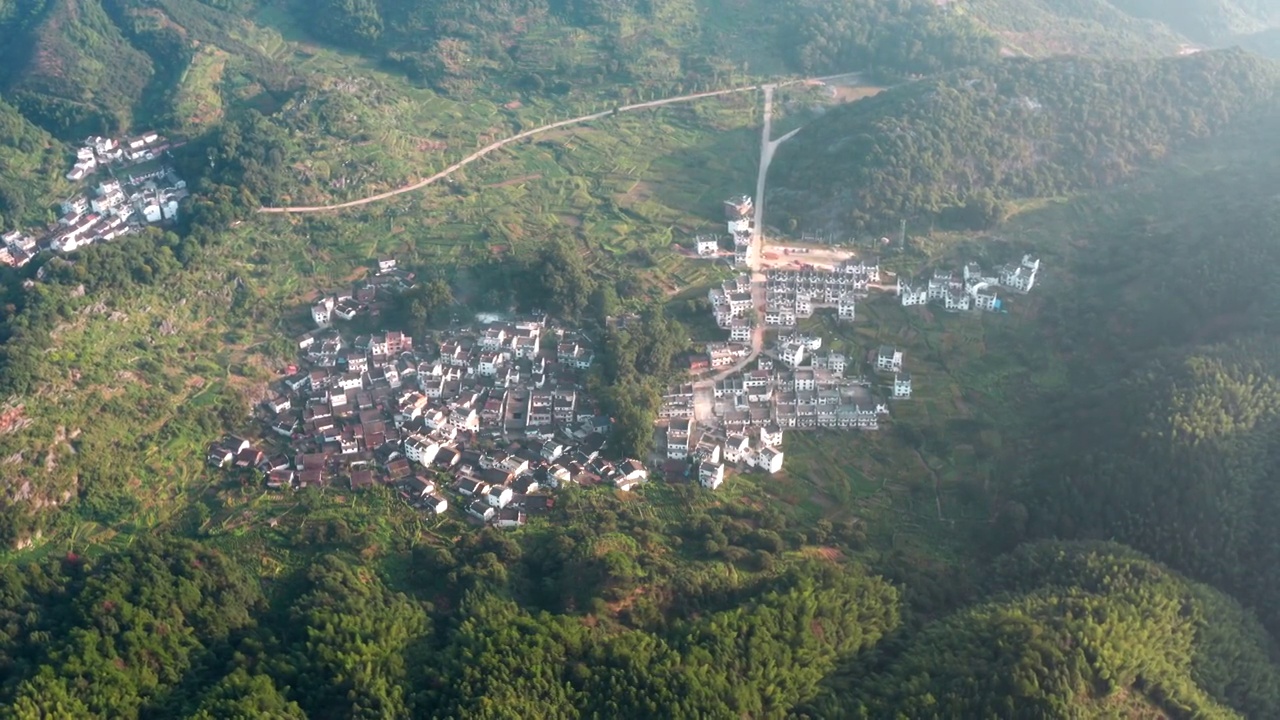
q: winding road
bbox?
[260,85,764,214]
[259,73,860,214]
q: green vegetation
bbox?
[6,0,1280,716]
[802,541,1280,718]
[771,49,1279,233]
[0,95,68,230]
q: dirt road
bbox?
[260,85,765,214]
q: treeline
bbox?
[770,49,1280,234]
[0,528,901,719]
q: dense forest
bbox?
[967,94,1280,655]
[0,531,1272,717]
[770,49,1280,233]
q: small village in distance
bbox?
[1,131,187,268]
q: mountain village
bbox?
[0,132,187,268]
[663,194,1043,491]
[207,258,648,529]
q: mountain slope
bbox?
[769,49,1280,233]
[1109,0,1280,44]
[963,0,1193,58]
[0,0,155,137]
[803,542,1280,719]
[0,94,67,231]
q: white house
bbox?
[724,435,750,464]
[876,346,903,373]
[425,493,448,514]
[894,373,912,399]
[468,500,495,522]
[759,424,784,448]
[999,256,1040,293]
[486,485,514,509]
[404,435,441,465]
[699,461,725,490]
[899,281,928,307]
[695,236,719,256]
[838,293,857,321]
[756,447,785,474]
[779,342,805,369]
[667,419,693,459]
[312,298,335,327]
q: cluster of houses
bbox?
[660,330,904,489]
[311,258,417,327]
[763,257,877,327]
[898,255,1041,311]
[708,273,756,340]
[209,278,645,526]
[664,419,786,490]
[1,133,188,267]
[66,132,171,181]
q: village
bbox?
[202,187,1042,526]
[0,131,187,268]
[206,258,649,529]
[659,194,1043,491]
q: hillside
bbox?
[0,0,155,138]
[963,0,1193,58]
[768,49,1280,234]
[949,92,1280,642]
[0,95,67,231]
[1109,0,1280,44]
[800,541,1280,718]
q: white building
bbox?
[699,462,725,490]
[779,342,805,369]
[877,346,903,373]
[667,419,693,460]
[899,281,928,307]
[759,424,784,448]
[756,447,784,474]
[838,293,857,321]
[486,485,514,508]
[999,255,1040,293]
[695,236,719,256]
[404,435,441,465]
[894,373,912,399]
[312,298,335,327]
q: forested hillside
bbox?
[0,529,1275,718]
[0,95,67,231]
[801,542,1280,718]
[769,49,1280,233]
[975,98,1280,645]
[294,0,998,94]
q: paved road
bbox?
[696,82,804,390]
[260,85,766,214]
